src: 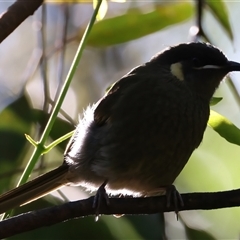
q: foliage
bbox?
[0,0,240,239]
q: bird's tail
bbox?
[0,164,69,214]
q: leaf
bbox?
[0,95,33,161]
[208,110,240,146]
[205,0,233,40]
[0,95,74,152]
[185,224,216,240]
[209,97,223,106]
[93,0,108,21]
[87,2,193,47]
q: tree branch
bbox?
[0,188,240,238]
[0,0,44,43]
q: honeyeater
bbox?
[0,42,240,214]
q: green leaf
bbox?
[87,3,193,47]
[208,110,240,146]
[185,224,216,240]
[205,0,233,40]
[0,95,33,133]
[0,95,74,152]
[210,97,223,106]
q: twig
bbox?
[0,0,43,43]
[0,188,240,238]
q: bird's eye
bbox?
[192,58,202,68]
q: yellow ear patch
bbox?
[170,62,184,81]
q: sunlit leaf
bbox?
[45,0,92,2]
[208,110,240,146]
[205,0,233,40]
[93,0,108,21]
[87,2,193,47]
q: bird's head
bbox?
[152,42,240,100]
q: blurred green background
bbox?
[0,1,240,239]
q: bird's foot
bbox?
[93,180,109,221]
[166,185,184,219]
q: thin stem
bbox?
[17,1,103,187]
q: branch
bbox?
[0,0,44,43]
[1,188,240,238]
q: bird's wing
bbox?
[94,70,141,126]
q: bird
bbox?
[0,42,240,215]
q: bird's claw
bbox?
[166,185,184,220]
[93,180,109,221]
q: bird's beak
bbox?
[227,61,240,72]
